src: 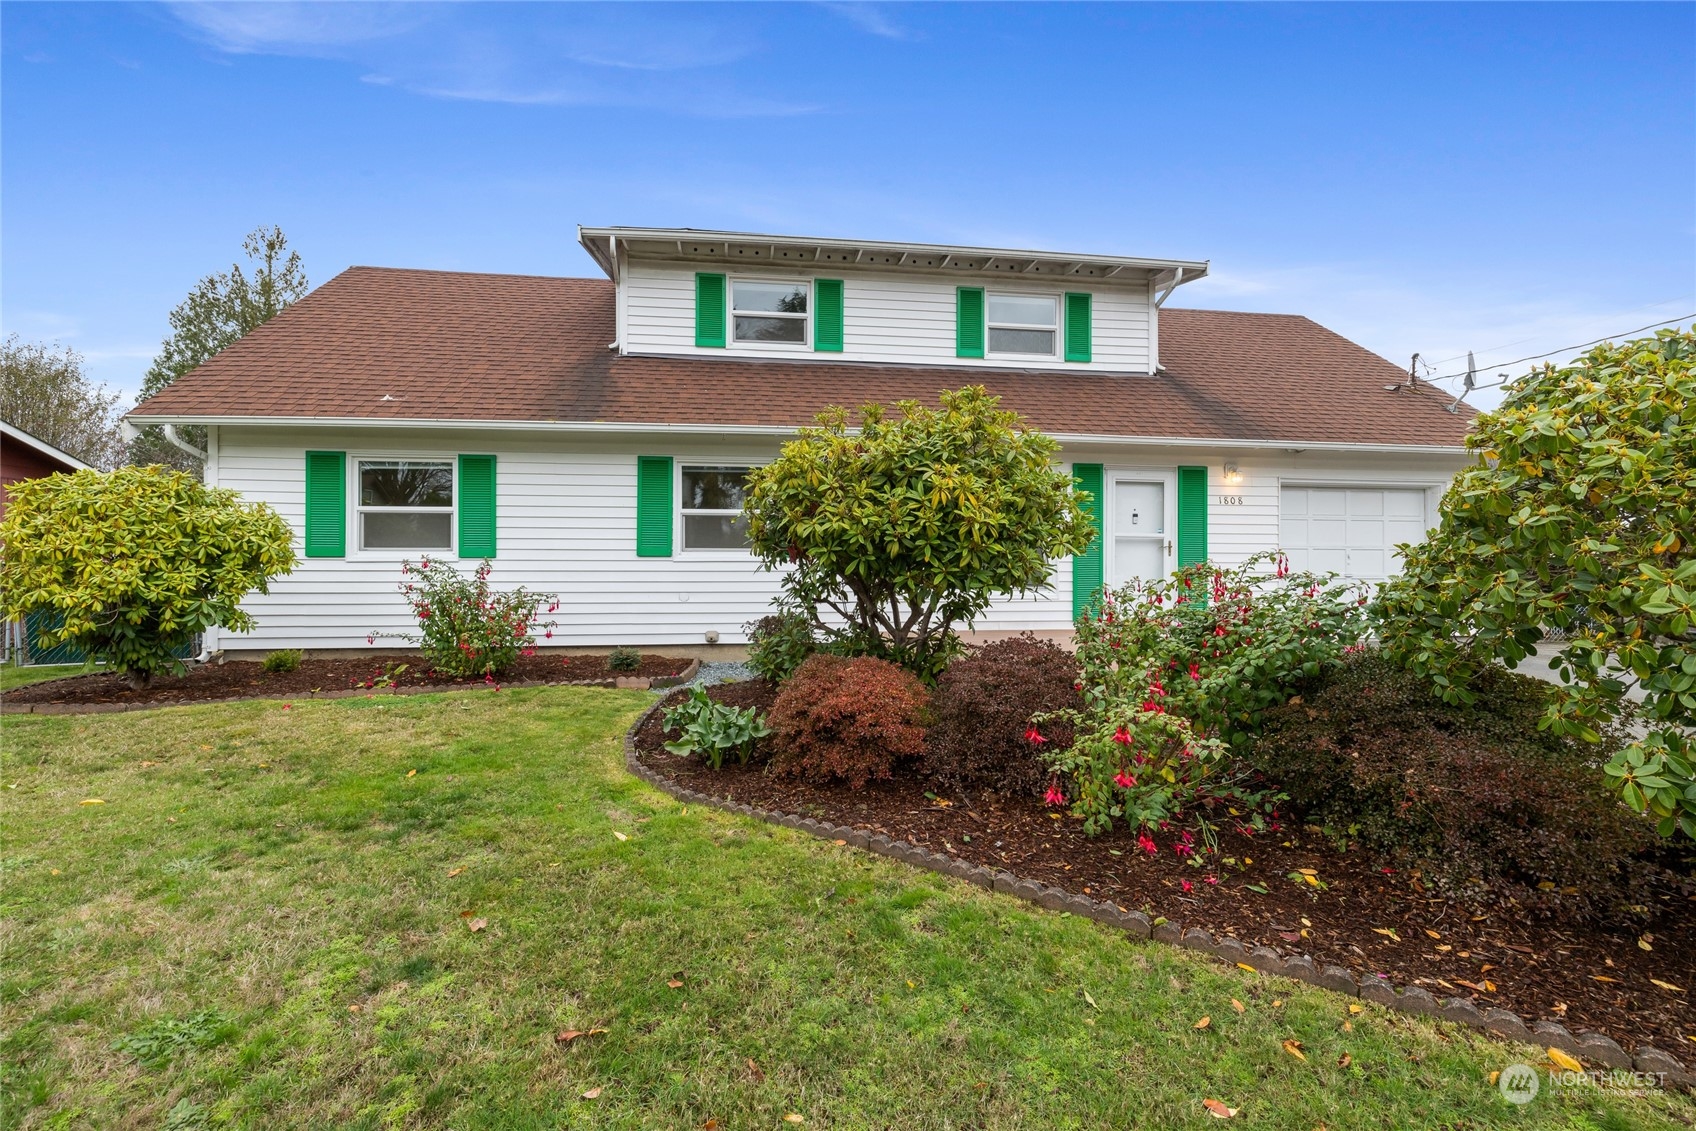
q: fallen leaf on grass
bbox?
[1236,963,1256,973]
[746,1058,765,1083]
[79,799,105,806]
[667,980,684,989]
[1347,1004,1364,1015]
[1083,990,1099,1010]
[1202,1098,1238,1118]
[704,1121,719,1130]
[784,1115,804,1124]
[1231,999,1245,1013]
[406,769,417,778]
[833,839,847,846]
[139,761,158,768]
[447,867,465,877]
[1194,1016,1211,1030]
[554,1028,607,1044]
[581,1087,603,1100]
[466,918,487,933]
[1650,979,1685,993]
[1281,1039,1307,1061]
[1548,1048,1584,1073]
[613,831,629,842]
[1338,1053,1352,1069]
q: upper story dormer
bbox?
[579,227,1208,375]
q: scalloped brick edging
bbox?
[1,658,700,716]
[622,695,1691,1091]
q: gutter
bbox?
[123,413,1470,456]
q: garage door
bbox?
[1279,487,1428,583]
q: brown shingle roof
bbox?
[130,266,1471,447]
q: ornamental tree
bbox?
[1377,329,1696,838]
[743,386,1095,679]
[0,466,296,686]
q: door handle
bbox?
[1166,540,1173,556]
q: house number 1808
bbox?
[1217,495,1245,505]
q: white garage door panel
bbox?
[1280,486,1427,582]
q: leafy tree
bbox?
[743,386,1095,679]
[0,336,128,470]
[0,467,296,687]
[132,226,308,471]
[1377,328,1696,838]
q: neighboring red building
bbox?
[1,419,90,521]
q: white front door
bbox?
[1279,486,1428,583]
[1109,475,1174,587]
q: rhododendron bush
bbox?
[377,557,557,679]
[1034,553,1373,838]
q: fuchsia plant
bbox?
[374,556,558,679]
[1034,552,1371,840]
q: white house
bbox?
[128,227,1472,656]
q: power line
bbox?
[1428,313,1695,390]
[1427,297,1693,367]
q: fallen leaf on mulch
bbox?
[1282,1039,1307,1061]
[1371,928,1400,942]
[466,918,487,933]
[1548,1048,1583,1072]
[1194,1016,1211,1030]
[1650,979,1684,993]
[1202,1098,1238,1118]
[554,1028,607,1044]
[581,1087,602,1100]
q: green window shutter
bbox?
[457,454,497,559]
[636,455,674,557]
[1177,466,1209,567]
[1071,463,1104,620]
[814,278,844,352]
[956,287,985,359]
[303,450,346,558]
[695,273,726,348]
[1064,292,1093,363]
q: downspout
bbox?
[162,424,208,461]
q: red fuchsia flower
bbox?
[1044,780,1065,806]
[1113,770,1136,789]
[1137,833,1159,855]
[1174,842,1194,857]
[367,635,375,645]
[1141,700,1165,715]
[1180,879,1194,893]
[1133,752,1148,766]
[485,674,495,685]
[1205,874,1219,885]
[1213,624,1227,637]
[1189,662,1201,680]
[545,630,554,639]
[1381,867,1396,875]
[1148,679,1165,697]
[1112,725,1132,746]
[1025,725,1047,745]
[1276,554,1289,578]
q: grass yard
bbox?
[2,687,1690,1130]
[1,664,87,693]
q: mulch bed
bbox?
[634,681,1696,1055]
[5,653,692,706]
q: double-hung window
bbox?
[358,459,454,550]
[732,281,809,344]
[987,294,1058,357]
[680,465,752,550]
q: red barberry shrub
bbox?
[927,634,1080,797]
[767,653,930,788]
[1253,651,1657,924]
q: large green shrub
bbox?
[1253,652,1655,924]
[0,466,295,686]
[743,386,1095,680]
[1377,329,1696,838]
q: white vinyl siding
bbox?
[622,259,1153,372]
[205,428,1461,651]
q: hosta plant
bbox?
[377,557,557,679]
[662,687,771,769]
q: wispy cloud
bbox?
[166,2,819,117]
[821,2,913,41]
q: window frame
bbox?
[676,462,761,555]
[729,277,811,349]
[985,291,1060,360]
[352,455,458,556]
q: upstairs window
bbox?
[359,459,453,550]
[681,465,753,549]
[987,294,1057,356]
[732,281,809,344]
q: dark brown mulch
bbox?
[6,652,692,706]
[635,681,1696,1056]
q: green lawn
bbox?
[2,688,1689,1130]
[0,663,87,693]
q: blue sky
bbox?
[4,1,1693,407]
